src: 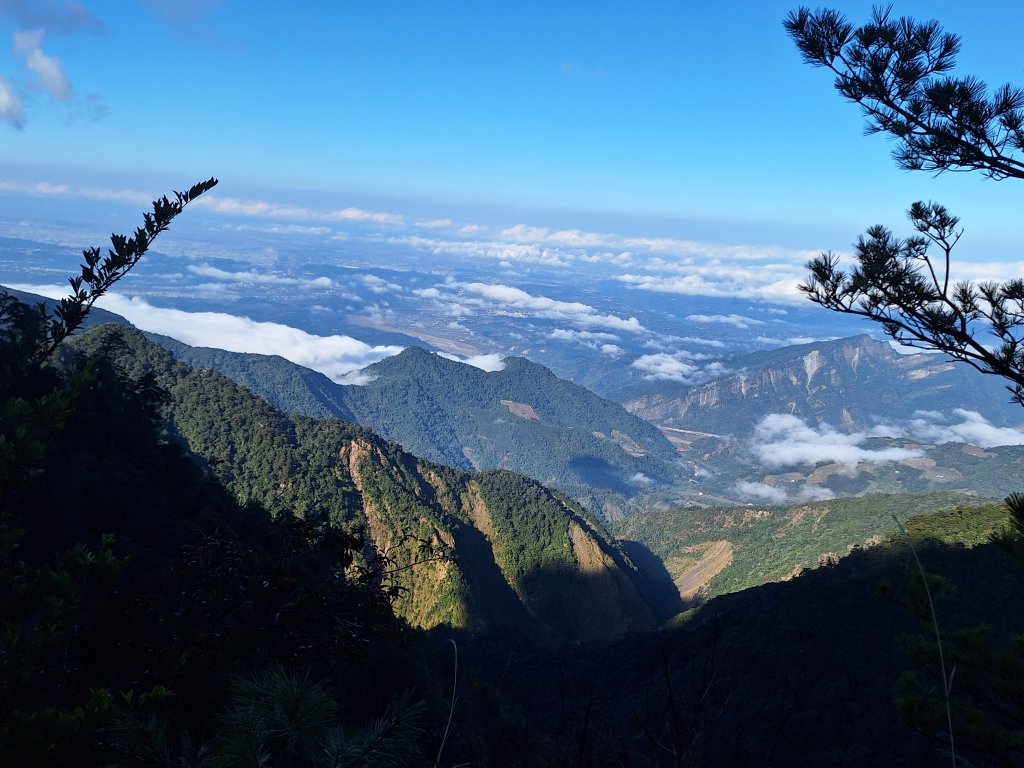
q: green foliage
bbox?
[111,669,429,768]
[475,470,575,592]
[217,668,338,767]
[785,7,1024,180]
[1,180,216,496]
[1,267,412,766]
[69,323,658,640]
[889,552,1024,767]
[0,533,128,765]
[33,178,217,366]
[801,202,1024,404]
[788,8,1024,403]
[904,501,1010,546]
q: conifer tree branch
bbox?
[33,177,218,364]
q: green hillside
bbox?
[616,491,989,600]
[153,338,685,504]
[70,323,659,639]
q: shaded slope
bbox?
[493,536,1024,767]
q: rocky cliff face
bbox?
[625,334,1023,435]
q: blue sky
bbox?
[1,0,1022,258]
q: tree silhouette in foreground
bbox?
[785,7,1024,404]
[1,178,218,492]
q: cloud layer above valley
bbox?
[11,284,403,381]
[750,414,921,471]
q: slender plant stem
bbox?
[435,639,458,768]
[894,514,957,767]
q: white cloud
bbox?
[0,179,160,205]
[501,224,551,242]
[359,274,403,294]
[0,75,22,128]
[547,328,620,343]
[187,264,338,289]
[196,195,403,225]
[750,414,922,471]
[226,223,332,236]
[798,485,836,502]
[395,235,573,268]
[334,370,378,386]
[13,284,403,381]
[628,472,655,486]
[600,343,623,357]
[457,282,644,333]
[437,352,507,372]
[498,220,814,266]
[686,313,765,329]
[14,30,71,100]
[331,207,403,225]
[630,351,728,384]
[642,333,725,351]
[546,328,624,355]
[735,481,788,504]
[896,409,1024,448]
[754,335,822,347]
[619,267,805,303]
[734,480,835,505]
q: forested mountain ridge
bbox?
[151,336,684,502]
[69,323,659,640]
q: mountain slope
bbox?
[72,324,659,641]
[624,334,1024,435]
[151,337,684,499]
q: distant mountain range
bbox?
[623,333,1024,434]
[616,334,1024,503]
[14,281,1024,509]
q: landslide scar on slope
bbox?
[668,540,734,600]
[500,400,540,420]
